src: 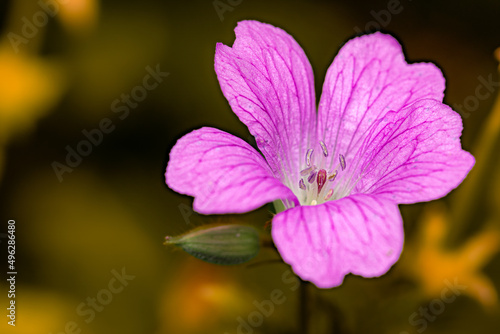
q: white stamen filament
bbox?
[324,188,334,201]
[295,142,349,206]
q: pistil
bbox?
[297,142,347,206]
[317,169,327,194]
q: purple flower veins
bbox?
[166,21,475,288]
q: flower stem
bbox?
[260,236,278,251]
[299,279,310,334]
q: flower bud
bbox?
[164,224,260,265]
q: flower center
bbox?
[296,141,347,206]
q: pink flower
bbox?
[166,21,474,288]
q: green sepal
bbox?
[165,224,260,265]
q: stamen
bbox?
[339,154,346,171]
[319,141,328,157]
[307,170,317,183]
[311,200,317,205]
[300,165,316,176]
[324,188,334,201]
[299,179,306,190]
[316,169,327,194]
[306,149,313,166]
[328,170,338,182]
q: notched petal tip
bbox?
[214,19,317,183]
[360,99,475,204]
[318,30,446,169]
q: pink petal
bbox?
[353,99,475,204]
[272,194,403,288]
[317,32,445,172]
[165,127,298,214]
[215,20,316,184]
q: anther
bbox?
[319,141,328,157]
[316,169,327,194]
[307,170,317,184]
[299,179,306,190]
[328,170,338,182]
[300,165,316,176]
[306,149,313,166]
[339,154,346,171]
[324,188,334,201]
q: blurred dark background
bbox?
[0,0,499,333]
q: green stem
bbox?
[320,296,347,334]
[260,236,278,251]
[299,279,310,334]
